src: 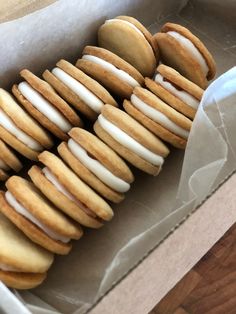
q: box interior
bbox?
[0,0,235,313]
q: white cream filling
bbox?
[52,68,104,113]
[18,82,72,132]
[0,109,42,151]
[131,94,189,139]
[98,115,164,166]
[68,139,130,193]
[5,191,70,243]
[0,159,9,171]
[155,73,199,109]
[42,167,94,216]
[167,31,209,76]
[0,263,19,272]
[82,55,140,88]
[105,19,145,37]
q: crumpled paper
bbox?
[0,0,234,313]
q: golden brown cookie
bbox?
[12,69,83,141]
[94,105,169,175]
[37,151,114,222]
[124,87,192,149]
[29,165,103,229]
[43,59,118,120]
[0,212,53,289]
[145,64,204,120]
[154,23,216,88]
[98,15,158,77]
[1,177,83,255]
[0,89,52,161]
[76,46,144,99]
[57,128,134,203]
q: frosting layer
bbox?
[18,82,72,132]
[98,115,164,166]
[131,94,189,139]
[52,68,104,113]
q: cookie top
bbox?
[0,212,53,273]
[98,15,157,77]
[6,176,82,240]
[69,128,134,183]
[157,64,204,100]
[12,69,82,141]
[100,105,169,157]
[154,23,216,88]
[38,151,114,222]
[76,46,144,99]
[43,60,118,120]
[29,165,103,228]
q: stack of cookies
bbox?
[0,15,216,290]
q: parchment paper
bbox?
[0,0,235,313]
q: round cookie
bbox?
[0,89,52,161]
[57,128,134,203]
[145,64,204,120]
[37,151,114,223]
[0,212,53,289]
[29,165,103,229]
[154,22,216,88]
[12,69,83,141]
[0,139,22,180]
[76,46,144,99]
[43,59,118,120]
[94,105,169,176]
[98,15,158,77]
[1,176,83,255]
[124,87,192,149]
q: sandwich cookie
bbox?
[76,46,144,99]
[12,69,82,141]
[30,151,113,228]
[43,59,118,120]
[98,15,158,77]
[58,128,134,203]
[0,213,54,289]
[0,139,22,181]
[154,23,216,88]
[94,105,169,175]
[124,87,192,149]
[0,176,83,255]
[0,89,52,161]
[145,64,204,119]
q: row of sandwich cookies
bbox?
[0,47,145,179]
[0,65,204,289]
[0,57,203,182]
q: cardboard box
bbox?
[0,0,235,313]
